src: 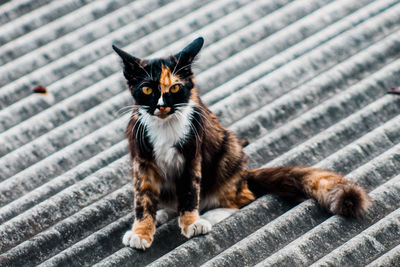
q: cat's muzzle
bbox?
[154,106,171,119]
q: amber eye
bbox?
[142,86,153,95]
[170,84,181,93]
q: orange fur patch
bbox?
[194,167,201,177]
[305,169,344,196]
[218,173,255,209]
[159,64,184,109]
[160,65,175,94]
[135,161,162,195]
[236,184,255,207]
[132,215,156,244]
[190,87,200,103]
[179,210,200,234]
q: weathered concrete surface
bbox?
[0,0,399,266]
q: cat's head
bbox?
[113,37,204,119]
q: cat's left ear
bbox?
[175,37,204,64]
[112,45,147,83]
[112,45,142,67]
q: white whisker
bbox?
[173,61,194,75]
[172,53,182,76]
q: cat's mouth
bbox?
[154,106,172,119]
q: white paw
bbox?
[201,208,237,225]
[156,209,169,226]
[122,230,151,250]
[182,218,212,238]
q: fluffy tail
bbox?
[246,166,371,217]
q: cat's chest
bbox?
[152,133,185,179]
[143,107,193,179]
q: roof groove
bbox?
[282,114,400,171]
[0,0,53,25]
[0,76,126,157]
[38,213,133,266]
[212,4,400,126]
[247,87,400,169]
[0,0,97,46]
[230,29,400,142]
[0,155,131,254]
[0,139,128,224]
[197,0,377,95]
[201,0,398,105]
[344,143,400,191]
[0,0,163,84]
[2,183,134,266]
[0,94,128,181]
[191,0,335,77]
[367,242,400,266]
[311,201,400,266]
[0,114,128,205]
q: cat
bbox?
[112,37,371,250]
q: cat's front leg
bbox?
[176,157,212,238]
[123,161,161,250]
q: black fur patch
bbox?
[200,130,230,191]
[176,166,199,213]
[175,106,204,157]
[135,202,144,220]
[132,118,153,160]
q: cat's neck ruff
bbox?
[139,101,194,179]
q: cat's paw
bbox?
[122,230,151,250]
[156,209,170,226]
[181,218,212,238]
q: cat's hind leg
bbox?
[180,208,236,238]
[156,208,177,226]
[201,208,237,226]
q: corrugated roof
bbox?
[0,0,399,266]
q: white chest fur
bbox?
[140,104,193,179]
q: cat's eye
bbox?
[170,84,181,93]
[142,86,153,95]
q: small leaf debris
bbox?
[387,88,400,95]
[33,86,48,94]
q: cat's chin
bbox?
[153,111,172,120]
[154,108,172,119]
[156,114,169,119]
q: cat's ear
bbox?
[175,37,204,65]
[112,45,146,82]
[112,45,141,64]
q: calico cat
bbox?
[112,37,371,250]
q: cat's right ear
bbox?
[112,45,140,65]
[112,45,144,75]
[113,45,147,85]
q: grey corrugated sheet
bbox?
[0,0,399,266]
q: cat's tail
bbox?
[245,166,371,217]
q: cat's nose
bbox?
[157,105,167,113]
[154,105,171,119]
[156,105,167,112]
